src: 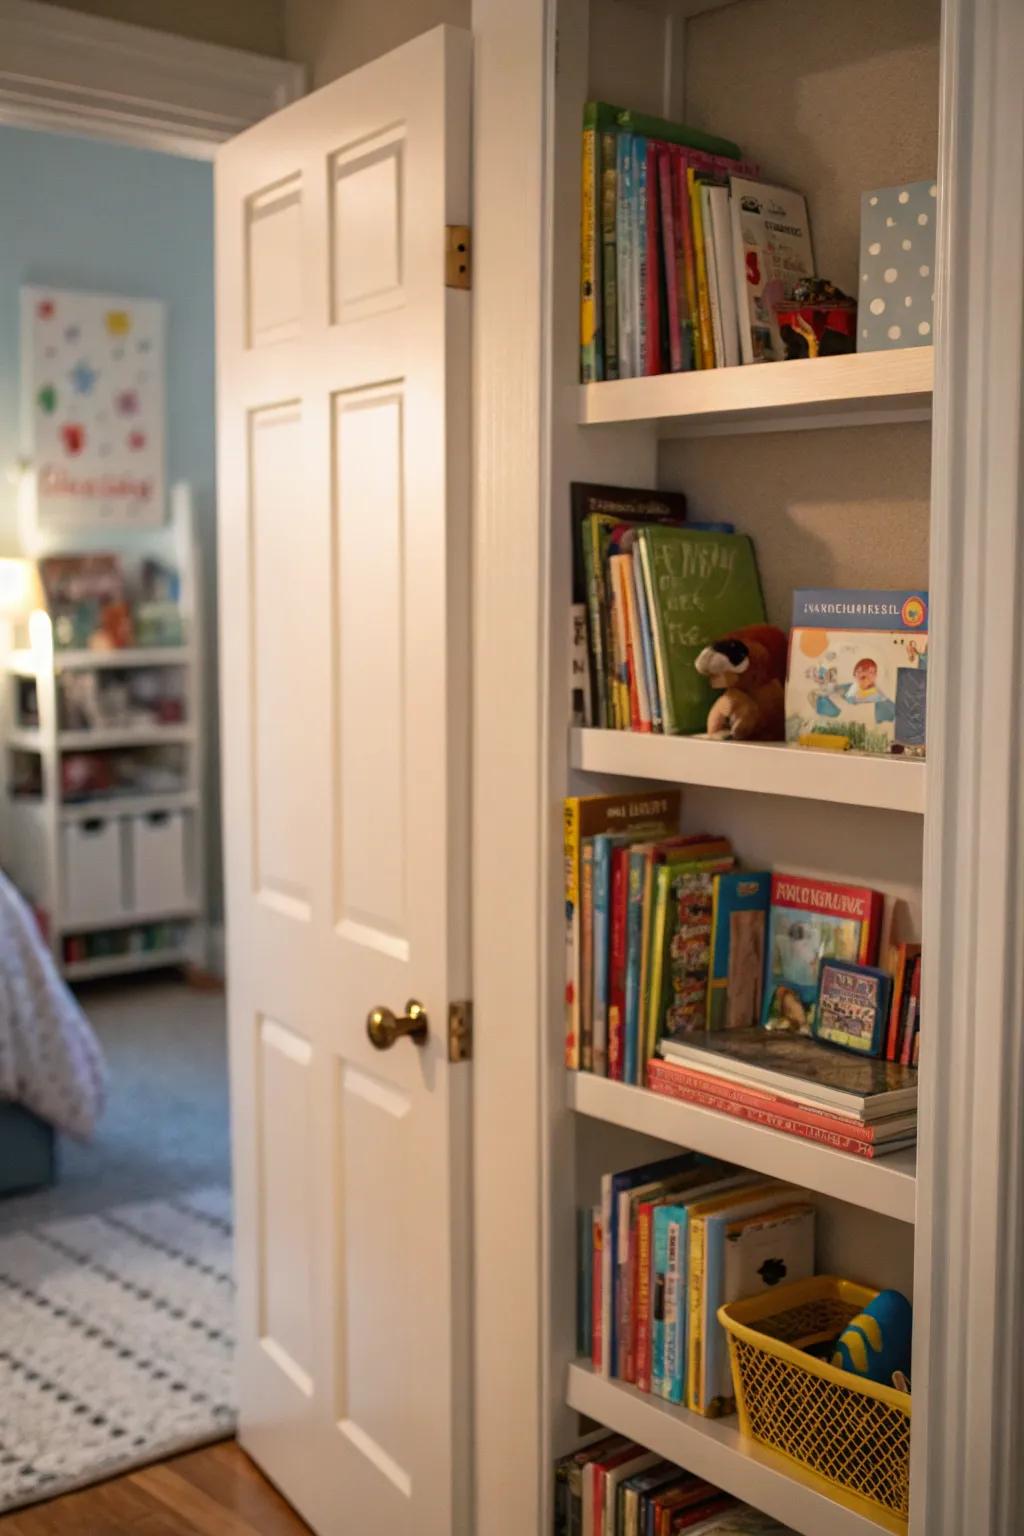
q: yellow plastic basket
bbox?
[718,1275,912,1532]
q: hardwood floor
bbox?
[0,1442,312,1535]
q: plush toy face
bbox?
[696,636,752,690]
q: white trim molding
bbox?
[913,0,1024,1532]
[0,0,305,159]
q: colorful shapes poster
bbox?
[22,286,165,529]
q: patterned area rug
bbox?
[0,1185,235,1513]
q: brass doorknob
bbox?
[366,999,429,1050]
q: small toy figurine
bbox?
[695,624,788,742]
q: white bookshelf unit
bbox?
[2,487,206,980]
[467,0,1024,1530]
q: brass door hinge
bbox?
[445,225,471,290]
[448,1000,473,1062]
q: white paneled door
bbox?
[215,28,472,1536]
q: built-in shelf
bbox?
[571,729,925,815]
[568,1073,916,1224]
[578,347,933,436]
[58,724,195,750]
[8,646,192,676]
[59,903,199,936]
[566,1361,903,1536]
[59,791,198,822]
[63,948,191,982]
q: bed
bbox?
[0,870,106,1195]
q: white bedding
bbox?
[0,871,106,1138]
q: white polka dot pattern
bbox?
[858,181,938,352]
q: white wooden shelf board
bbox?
[568,1074,916,1224]
[566,1362,904,1536]
[58,725,195,749]
[63,949,191,982]
[8,646,191,675]
[578,347,933,436]
[59,904,199,936]
[571,729,925,815]
[7,728,41,752]
[60,791,198,822]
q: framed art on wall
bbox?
[21,285,166,530]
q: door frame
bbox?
[469,1,1024,1534]
[0,0,304,158]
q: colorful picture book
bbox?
[580,101,751,383]
[814,960,892,1056]
[762,873,883,1035]
[785,589,929,756]
[706,871,771,1031]
[563,790,682,1071]
[583,1153,815,1419]
[728,178,815,364]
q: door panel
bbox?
[216,27,471,1536]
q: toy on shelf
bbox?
[775,278,857,360]
[695,624,788,742]
[831,1288,913,1389]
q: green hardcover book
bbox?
[637,526,767,734]
[585,100,742,163]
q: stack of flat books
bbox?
[649,1028,917,1160]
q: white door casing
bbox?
[216,27,472,1536]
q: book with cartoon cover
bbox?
[761,872,883,1035]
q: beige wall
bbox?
[283,0,469,89]
[39,0,286,56]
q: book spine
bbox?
[658,146,682,372]
[634,137,648,377]
[607,846,629,1082]
[635,1203,654,1391]
[647,1058,880,1141]
[581,520,608,728]
[580,843,595,1071]
[644,139,662,375]
[729,178,755,366]
[564,797,581,1069]
[592,837,612,1076]
[647,1071,888,1158]
[900,956,922,1066]
[580,120,601,382]
[637,532,674,733]
[676,150,702,369]
[664,1214,685,1403]
[651,1207,669,1396]
[577,1206,593,1356]
[631,551,661,734]
[619,552,649,731]
[608,553,631,729]
[637,852,657,1077]
[616,134,634,378]
[591,1206,603,1370]
[702,184,725,369]
[600,130,619,381]
[886,944,910,1061]
[686,1213,706,1411]
[624,853,645,1085]
[688,168,715,369]
[600,1175,612,1376]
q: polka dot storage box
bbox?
[857,179,937,352]
[718,1275,912,1534]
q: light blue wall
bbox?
[0,124,222,919]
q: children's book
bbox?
[571,482,688,727]
[635,527,767,735]
[785,589,929,756]
[683,1181,774,1412]
[645,842,733,1064]
[659,1028,918,1118]
[617,133,637,378]
[707,184,741,368]
[728,176,814,363]
[707,870,771,1031]
[580,104,602,381]
[704,1201,814,1416]
[761,872,883,1035]
[563,790,681,1071]
[884,941,921,1061]
[662,860,736,1041]
[600,129,619,381]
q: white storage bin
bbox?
[62,819,126,925]
[128,810,191,913]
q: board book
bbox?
[706,870,771,1031]
[728,176,814,364]
[762,872,883,1035]
[785,588,929,756]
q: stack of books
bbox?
[579,1152,815,1416]
[555,1439,797,1535]
[580,99,814,382]
[650,1030,918,1160]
